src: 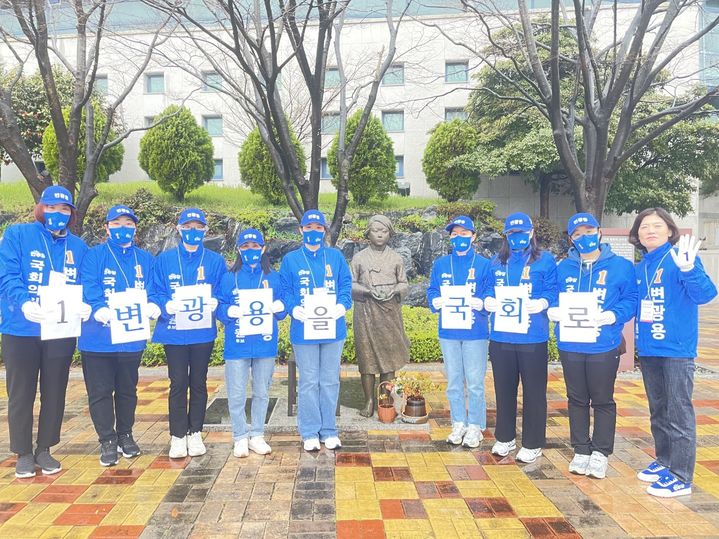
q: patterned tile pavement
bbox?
[0,304,719,537]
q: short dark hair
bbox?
[628,207,680,252]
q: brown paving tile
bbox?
[464,465,489,480]
[90,525,144,538]
[401,499,428,519]
[466,497,494,518]
[414,481,440,499]
[379,499,404,519]
[34,484,88,503]
[446,465,470,480]
[474,451,499,465]
[149,456,190,469]
[436,481,461,498]
[545,517,580,537]
[488,497,516,517]
[372,467,393,481]
[398,432,430,441]
[391,467,412,481]
[522,517,556,537]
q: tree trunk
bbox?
[538,172,551,219]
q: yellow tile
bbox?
[124,502,159,525]
[455,480,502,498]
[370,452,407,466]
[5,503,50,525]
[39,526,73,539]
[75,485,126,504]
[0,524,49,538]
[409,468,451,481]
[335,499,381,520]
[475,518,527,530]
[383,519,434,534]
[101,503,135,525]
[335,483,357,500]
[335,467,374,482]
[439,452,478,466]
[0,484,46,502]
[481,530,529,539]
[34,504,72,526]
[354,482,377,500]
[374,481,418,500]
[422,498,473,520]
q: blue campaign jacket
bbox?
[217,264,286,359]
[279,245,353,345]
[426,250,492,340]
[554,244,638,353]
[0,222,88,337]
[487,249,558,344]
[150,244,227,345]
[78,242,155,353]
[635,241,717,358]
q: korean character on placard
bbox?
[30,259,45,271]
[651,323,666,340]
[652,303,665,322]
[309,304,333,332]
[565,306,593,329]
[247,299,269,328]
[498,297,524,324]
[64,267,78,283]
[180,296,206,322]
[445,295,470,322]
[28,271,43,284]
[649,287,665,301]
[115,303,144,332]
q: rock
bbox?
[142,223,177,255]
[393,246,415,279]
[418,231,447,276]
[402,282,429,307]
[264,239,301,265]
[275,217,300,235]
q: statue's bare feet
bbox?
[359,400,374,418]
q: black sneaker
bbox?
[15,453,36,478]
[117,433,141,458]
[99,440,119,467]
[34,447,61,475]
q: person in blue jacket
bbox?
[630,208,717,498]
[217,229,286,458]
[79,205,159,467]
[427,216,492,448]
[279,210,352,451]
[0,186,90,478]
[546,213,638,479]
[483,212,558,463]
[150,208,227,460]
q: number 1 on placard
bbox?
[57,300,67,324]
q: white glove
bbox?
[526,298,549,314]
[334,304,347,320]
[469,297,483,311]
[292,306,307,322]
[147,302,161,320]
[270,300,285,314]
[165,300,183,315]
[547,307,561,322]
[596,310,616,327]
[21,301,45,323]
[78,302,92,322]
[431,297,446,310]
[207,298,218,312]
[94,307,113,325]
[483,297,499,313]
[671,234,701,272]
[227,305,242,319]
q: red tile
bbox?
[61,503,115,515]
[13,473,59,485]
[391,467,412,481]
[34,485,88,504]
[474,451,499,465]
[466,498,494,518]
[337,520,360,539]
[149,456,190,469]
[545,518,579,536]
[0,457,17,468]
[436,481,461,498]
[488,498,516,518]
[372,467,394,481]
[336,453,358,466]
[379,499,404,519]
[696,415,719,425]
[55,513,107,526]
[447,465,470,481]
[398,432,430,442]
[93,476,137,485]
[0,503,25,513]
[360,520,385,539]
[401,499,427,519]
[90,526,144,538]
[521,518,555,538]
[464,465,489,480]
[415,481,440,499]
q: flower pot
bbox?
[377,381,397,423]
[401,396,428,424]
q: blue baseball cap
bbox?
[567,212,600,235]
[445,215,476,233]
[178,208,207,225]
[236,228,265,247]
[504,212,533,233]
[300,210,327,227]
[106,205,138,223]
[40,185,75,209]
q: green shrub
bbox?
[396,214,444,233]
[437,200,502,231]
[532,215,563,251]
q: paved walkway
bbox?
[1,305,719,538]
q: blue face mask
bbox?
[240,248,262,265]
[507,231,531,251]
[451,235,472,253]
[108,226,136,245]
[181,229,206,246]
[303,230,325,246]
[573,233,600,254]
[44,211,69,232]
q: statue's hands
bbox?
[372,288,396,302]
[353,285,373,301]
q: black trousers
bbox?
[81,351,143,444]
[489,341,548,449]
[165,342,214,437]
[2,334,75,455]
[560,348,620,457]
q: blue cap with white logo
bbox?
[106,205,138,223]
[445,215,476,233]
[300,210,327,227]
[504,212,533,233]
[40,185,75,209]
[567,212,600,235]
[236,228,265,247]
[178,208,207,225]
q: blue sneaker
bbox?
[637,460,667,482]
[646,472,692,498]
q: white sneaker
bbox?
[303,438,321,451]
[462,425,483,448]
[516,447,543,463]
[585,451,608,479]
[169,435,187,459]
[187,432,206,457]
[248,436,272,455]
[323,436,342,450]
[446,422,467,445]
[491,439,516,457]
[568,453,591,475]
[233,438,249,458]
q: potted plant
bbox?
[390,372,440,424]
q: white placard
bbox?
[108,288,151,344]
[559,291,599,343]
[174,284,213,330]
[440,285,473,330]
[493,285,530,334]
[39,284,83,341]
[238,288,274,336]
[304,293,337,340]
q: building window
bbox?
[145,73,165,94]
[320,157,333,179]
[203,115,223,137]
[445,61,469,83]
[445,107,468,121]
[213,159,223,180]
[321,112,340,134]
[325,68,340,88]
[203,71,222,92]
[382,110,404,132]
[144,116,155,128]
[382,64,404,86]
[95,75,108,95]
[395,155,404,178]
